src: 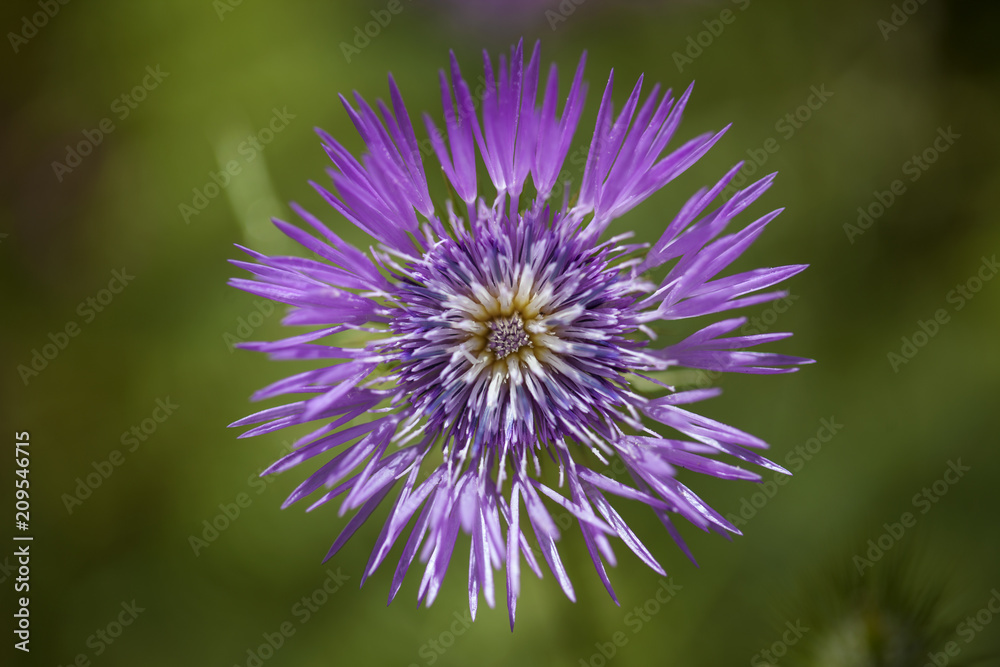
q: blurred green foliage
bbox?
[2,0,999,665]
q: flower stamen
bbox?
[487,313,532,358]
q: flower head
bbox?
[230,40,811,628]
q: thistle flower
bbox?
[230,40,811,628]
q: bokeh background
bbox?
[3,0,999,665]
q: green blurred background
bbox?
[3,0,999,665]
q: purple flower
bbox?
[230,40,811,628]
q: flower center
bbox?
[487,314,532,359]
[443,270,560,379]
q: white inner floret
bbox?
[444,267,571,383]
